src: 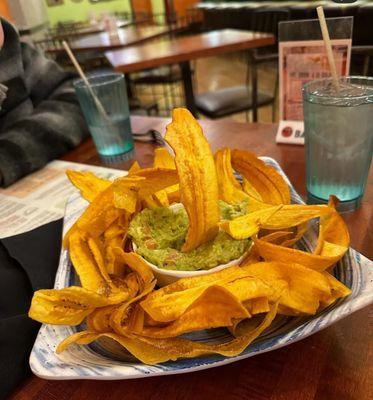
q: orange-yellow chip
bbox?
[56,303,278,364]
[165,108,219,252]
[77,186,120,237]
[66,170,112,202]
[29,286,129,326]
[154,147,176,169]
[137,286,249,338]
[222,204,331,240]
[69,230,109,293]
[231,150,291,205]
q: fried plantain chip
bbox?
[56,303,277,364]
[29,286,129,325]
[141,266,251,322]
[128,161,141,174]
[221,205,282,239]
[254,201,350,271]
[214,148,249,204]
[222,204,330,240]
[141,267,275,324]
[128,304,146,332]
[281,222,308,248]
[254,237,345,271]
[319,271,351,308]
[314,196,350,255]
[66,170,112,202]
[154,147,176,169]
[153,190,169,207]
[77,186,120,237]
[142,190,169,209]
[113,168,178,213]
[242,177,263,202]
[112,175,143,214]
[248,297,270,315]
[259,230,294,245]
[103,221,127,276]
[114,250,155,289]
[87,305,117,333]
[109,279,156,336]
[62,223,80,249]
[165,108,220,252]
[153,148,180,204]
[241,262,350,315]
[137,286,249,338]
[87,237,112,284]
[69,230,109,293]
[231,150,290,205]
[126,168,179,197]
[214,147,273,212]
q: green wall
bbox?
[46,0,132,25]
[151,0,165,23]
[151,0,164,16]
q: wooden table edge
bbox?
[105,33,275,73]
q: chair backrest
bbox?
[251,8,290,40]
[354,5,373,46]
[33,36,64,60]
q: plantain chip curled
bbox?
[231,150,290,205]
[254,199,350,271]
[77,186,120,237]
[112,167,179,213]
[56,302,278,364]
[137,286,250,338]
[69,230,109,293]
[165,108,220,252]
[66,170,112,202]
[154,147,176,169]
[29,286,129,325]
[214,148,251,204]
[221,204,331,240]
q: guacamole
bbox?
[128,201,251,271]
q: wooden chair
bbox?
[130,13,196,116]
[34,25,107,71]
[352,46,373,76]
[195,9,289,122]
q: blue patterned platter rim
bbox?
[30,157,373,380]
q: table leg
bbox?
[125,73,133,99]
[179,61,198,116]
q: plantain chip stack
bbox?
[29,108,351,365]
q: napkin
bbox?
[0,219,63,399]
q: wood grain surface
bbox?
[52,19,132,39]
[105,30,275,73]
[67,25,181,52]
[8,117,372,400]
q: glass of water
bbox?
[303,76,373,212]
[74,73,134,164]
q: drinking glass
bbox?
[74,73,134,164]
[303,76,373,211]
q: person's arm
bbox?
[0,43,89,187]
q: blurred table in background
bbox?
[105,29,275,115]
[63,25,184,52]
[61,19,132,37]
[9,116,372,400]
[196,1,373,46]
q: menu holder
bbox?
[276,17,353,145]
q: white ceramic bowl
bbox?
[131,203,248,286]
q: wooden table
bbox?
[72,19,132,36]
[67,25,180,52]
[105,30,275,115]
[9,116,372,400]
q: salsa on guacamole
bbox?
[128,201,251,271]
